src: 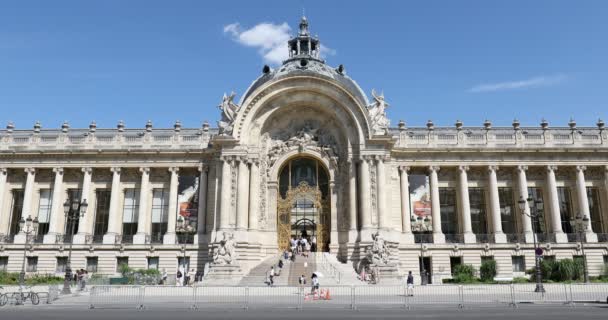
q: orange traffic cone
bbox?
[325,289,331,300]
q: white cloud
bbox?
[223,21,336,65]
[469,74,567,93]
[223,22,291,65]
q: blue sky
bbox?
[1,0,607,130]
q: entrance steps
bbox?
[316,252,368,286]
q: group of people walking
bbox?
[173,267,204,286]
[290,235,316,257]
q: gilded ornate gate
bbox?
[277,181,330,252]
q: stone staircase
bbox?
[238,254,284,286]
[316,253,368,286]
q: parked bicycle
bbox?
[12,286,40,305]
[0,286,9,307]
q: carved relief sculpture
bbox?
[213,231,236,265]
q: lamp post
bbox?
[518,196,545,293]
[177,216,195,285]
[61,198,88,295]
[413,215,431,285]
[569,213,590,283]
[18,215,39,303]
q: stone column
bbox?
[43,168,64,244]
[197,164,209,236]
[248,160,259,231]
[458,166,475,243]
[0,168,9,235]
[348,160,358,233]
[575,166,597,242]
[399,166,414,243]
[236,157,249,231]
[429,166,445,243]
[359,157,372,230]
[163,167,179,244]
[21,168,36,223]
[546,165,567,243]
[376,156,388,230]
[103,167,122,244]
[133,167,150,244]
[15,168,36,243]
[329,180,339,251]
[516,165,534,243]
[488,165,506,243]
[73,167,93,244]
[219,157,232,231]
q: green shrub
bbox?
[555,259,576,282]
[480,259,497,282]
[512,277,529,283]
[540,259,557,281]
[452,264,476,283]
[0,271,63,285]
[572,258,585,281]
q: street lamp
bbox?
[61,197,88,295]
[177,216,194,285]
[569,213,590,283]
[518,196,545,293]
[18,215,39,303]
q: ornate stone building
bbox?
[1,17,607,283]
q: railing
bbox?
[0,234,14,243]
[150,233,164,244]
[414,233,433,243]
[88,283,608,310]
[445,234,464,243]
[475,234,492,243]
[566,233,578,243]
[505,233,523,243]
[597,233,608,242]
[1,128,216,152]
[177,233,195,244]
[316,252,341,284]
[121,235,134,244]
[394,126,607,149]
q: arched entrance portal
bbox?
[277,157,330,252]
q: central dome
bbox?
[239,17,369,108]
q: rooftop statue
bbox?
[367,89,391,135]
[217,92,240,135]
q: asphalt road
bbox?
[1,304,607,320]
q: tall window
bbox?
[64,189,83,237]
[512,256,525,273]
[557,187,573,233]
[0,256,8,272]
[116,257,129,273]
[26,257,38,272]
[86,257,98,272]
[9,189,25,235]
[439,188,458,234]
[527,187,546,234]
[147,257,159,270]
[93,190,111,237]
[122,189,140,237]
[469,188,487,235]
[56,257,68,273]
[498,187,517,234]
[151,189,169,242]
[587,187,604,233]
[177,257,190,271]
[37,189,53,237]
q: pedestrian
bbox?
[290,237,296,253]
[311,273,319,294]
[161,269,168,285]
[76,269,83,291]
[298,274,306,286]
[290,250,296,262]
[406,271,414,296]
[311,236,317,252]
[176,268,183,286]
[283,250,289,260]
[268,266,275,286]
[81,270,88,291]
[278,259,284,270]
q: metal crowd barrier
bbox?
[88,283,608,310]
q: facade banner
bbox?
[409,174,432,232]
[176,175,199,233]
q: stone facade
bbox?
[0,18,607,283]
